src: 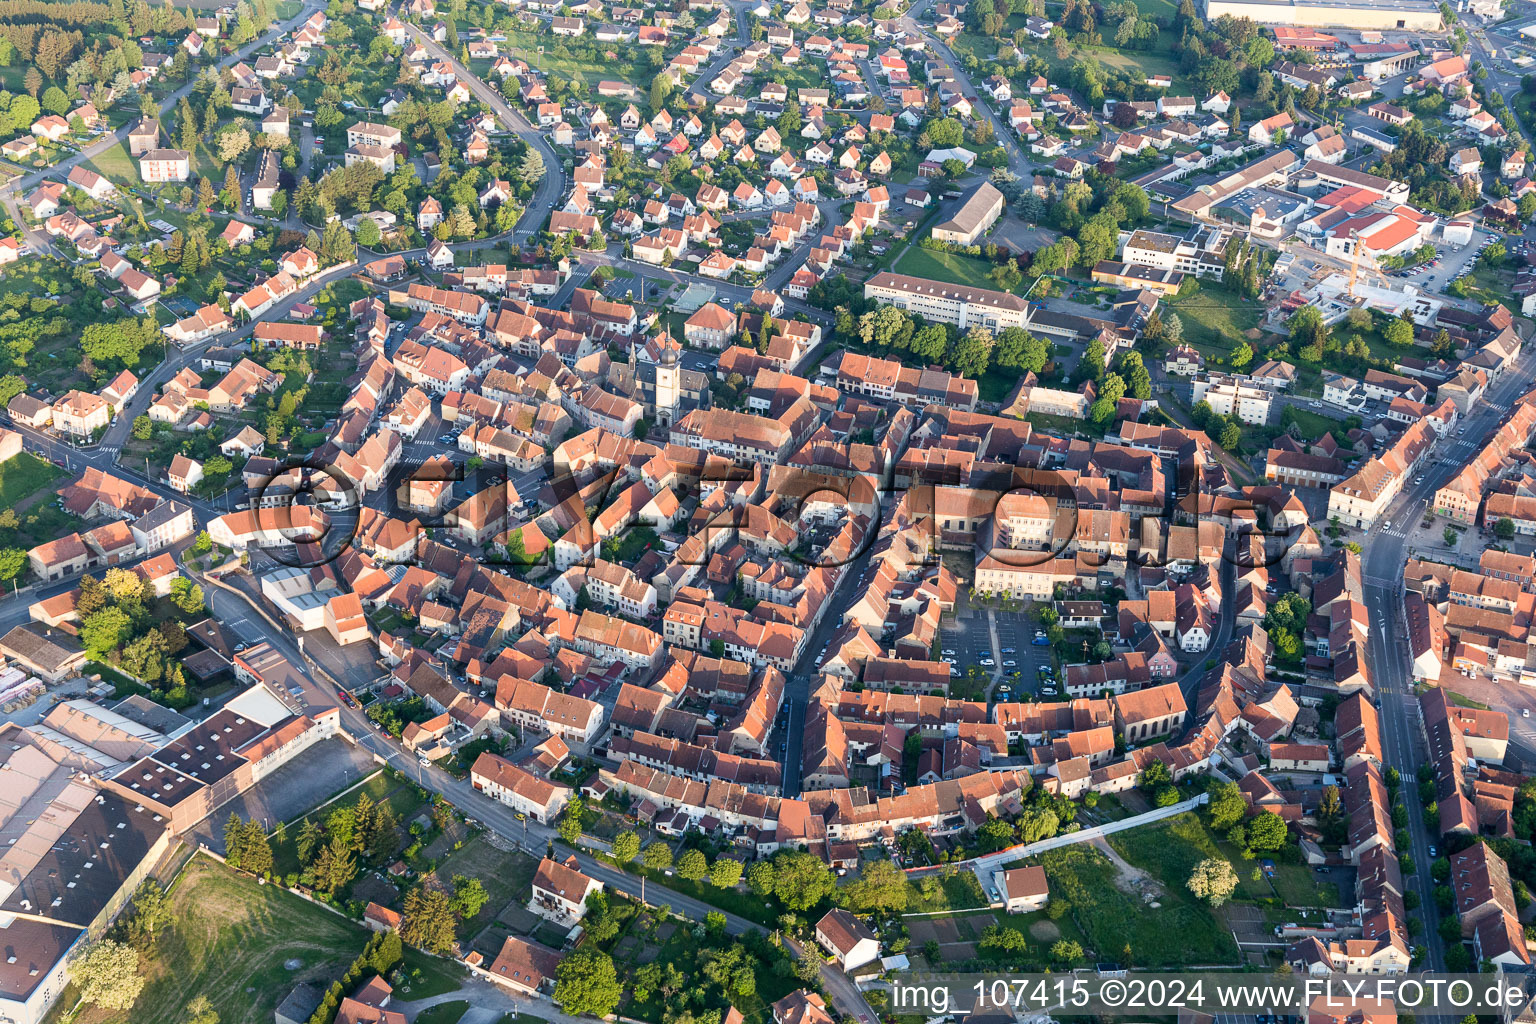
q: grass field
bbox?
[1165,282,1264,358]
[1111,812,1344,909]
[68,856,370,1024]
[1032,839,1242,966]
[430,835,540,932]
[0,451,64,509]
[1276,406,1348,443]
[893,246,1017,293]
[499,27,654,95]
[907,870,989,913]
[89,140,144,187]
[417,1001,471,1024]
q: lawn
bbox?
[429,834,540,933]
[88,140,144,188]
[416,1001,470,1024]
[1165,281,1264,359]
[0,451,64,509]
[1030,840,1241,967]
[1276,406,1348,443]
[397,950,469,999]
[499,27,657,97]
[1110,812,1344,910]
[906,869,989,913]
[893,245,1016,293]
[68,856,371,1024]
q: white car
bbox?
[980,658,995,666]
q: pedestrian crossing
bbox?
[98,445,120,458]
[1374,523,1411,538]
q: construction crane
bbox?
[1347,227,1362,299]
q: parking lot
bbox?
[992,613,1058,701]
[1389,228,1498,293]
[938,596,1059,704]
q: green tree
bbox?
[644,842,674,870]
[611,830,640,866]
[839,858,910,914]
[72,940,144,1010]
[401,887,459,954]
[355,216,382,248]
[130,878,172,940]
[558,797,584,845]
[185,994,219,1024]
[770,851,836,911]
[1230,340,1254,370]
[1187,858,1239,906]
[81,607,132,660]
[451,875,489,919]
[1207,780,1247,832]
[1050,939,1084,964]
[677,848,709,882]
[554,947,623,1017]
[1496,517,1517,540]
[1244,811,1289,851]
[710,857,743,888]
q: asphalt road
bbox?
[0,0,328,251]
[1357,348,1536,972]
[400,14,566,245]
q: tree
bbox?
[612,831,640,866]
[73,940,144,1010]
[1206,780,1247,832]
[558,797,584,845]
[1384,314,1415,347]
[355,216,382,248]
[555,947,623,1017]
[1230,340,1254,371]
[771,850,836,911]
[79,318,159,369]
[1218,420,1242,451]
[185,994,219,1024]
[1050,939,1084,964]
[948,325,993,377]
[451,875,489,919]
[1139,760,1172,790]
[130,878,171,940]
[1496,517,1517,540]
[0,548,27,581]
[132,414,153,440]
[677,848,709,882]
[240,819,273,876]
[1245,811,1289,851]
[644,842,674,870]
[518,147,545,185]
[1187,858,1239,906]
[650,74,673,111]
[710,858,743,888]
[401,888,459,954]
[81,607,132,660]
[309,835,357,894]
[839,858,910,914]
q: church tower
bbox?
[654,344,680,427]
